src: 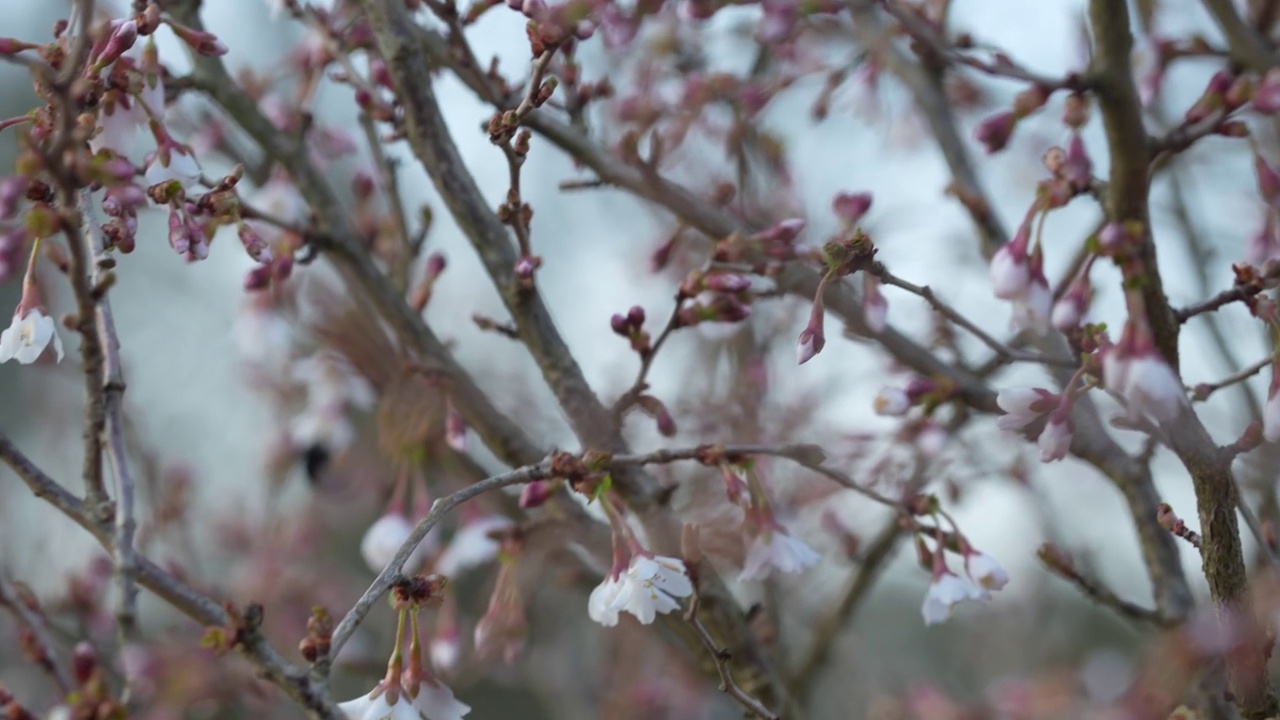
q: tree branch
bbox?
[0,430,342,720]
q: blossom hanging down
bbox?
[921,570,988,626]
[989,213,1052,336]
[920,537,1009,626]
[0,239,63,365]
[1102,319,1187,425]
[590,553,695,627]
[740,526,821,582]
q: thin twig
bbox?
[327,442,907,659]
[877,269,1077,367]
[0,572,74,694]
[1191,357,1270,402]
[1037,546,1169,626]
[78,191,140,671]
[0,430,342,719]
[613,302,682,418]
[685,595,780,720]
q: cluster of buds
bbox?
[298,607,334,662]
[610,304,651,354]
[673,272,753,327]
[1184,69,1251,125]
[510,0,599,52]
[916,529,1010,626]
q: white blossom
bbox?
[964,552,1010,592]
[0,309,63,364]
[407,679,471,720]
[1009,279,1052,336]
[435,517,512,577]
[1038,414,1072,462]
[995,386,1056,432]
[359,514,432,575]
[588,575,625,627]
[873,387,910,416]
[989,244,1031,300]
[338,691,420,720]
[921,572,987,626]
[739,530,822,581]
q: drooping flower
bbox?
[607,555,695,625]
[338,691,420,720]
[874,387,911,416]
[964,552,1010,592]
[587,574,625,627]
[1104,321,1187,424]
[405,678,471,720]
[0,244,63,365]
[434,516,512,577]
[360,514,433,575]
[863,274,888,333]
[1009,274,1052,335]
[739,527,822,582]
[921,571,987,626]
[1037,407,1073,462]
[0,308,63,365]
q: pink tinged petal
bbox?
[435,517,512,576]
[1037,415,1072,462]
[796,328,823,365]
[1009,280,1052,336]
[1124,356,1187,423]
[989,244,1030,300]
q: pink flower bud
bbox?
[1037,407,1072,462]
[96,20,138,68]
[989,243,1030,300]
[445,401,467,452]
[610,313,629,335]
[832,191,873,225]
[1062,134,1092,190]
[796,327,824,365]
[166,21,228,57]
[974,111,1017,154]
[1013,85,1049,117]
[515,255,541,278]
[0,176,25,220]
[626,305,646,326]
[757,218,806,245]
[519,479,552,508]
[704,273,752,293]
[1256,151,1280,207]
[1256,68,1280,113]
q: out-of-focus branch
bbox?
[1193,357,1270,402]
[166,0,546,471]
[848,0,1007,255]
[0,431,342,720]
[878,269,1077,367]
[788,513,905,699]
[1037,544,1169,626]
[0,572,74,694]
[878,0,1091,92]
[1202,0,1279,71]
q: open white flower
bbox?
[609,555,694,625]
[0,308,63,364]
[588,575,625,627]
[739,529,822,582]
[407,678,471,720]
[338,690,420,720]
[921,571,987,626]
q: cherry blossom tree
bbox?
[2,0,1280,719]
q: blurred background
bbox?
[0,0,1274,718]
